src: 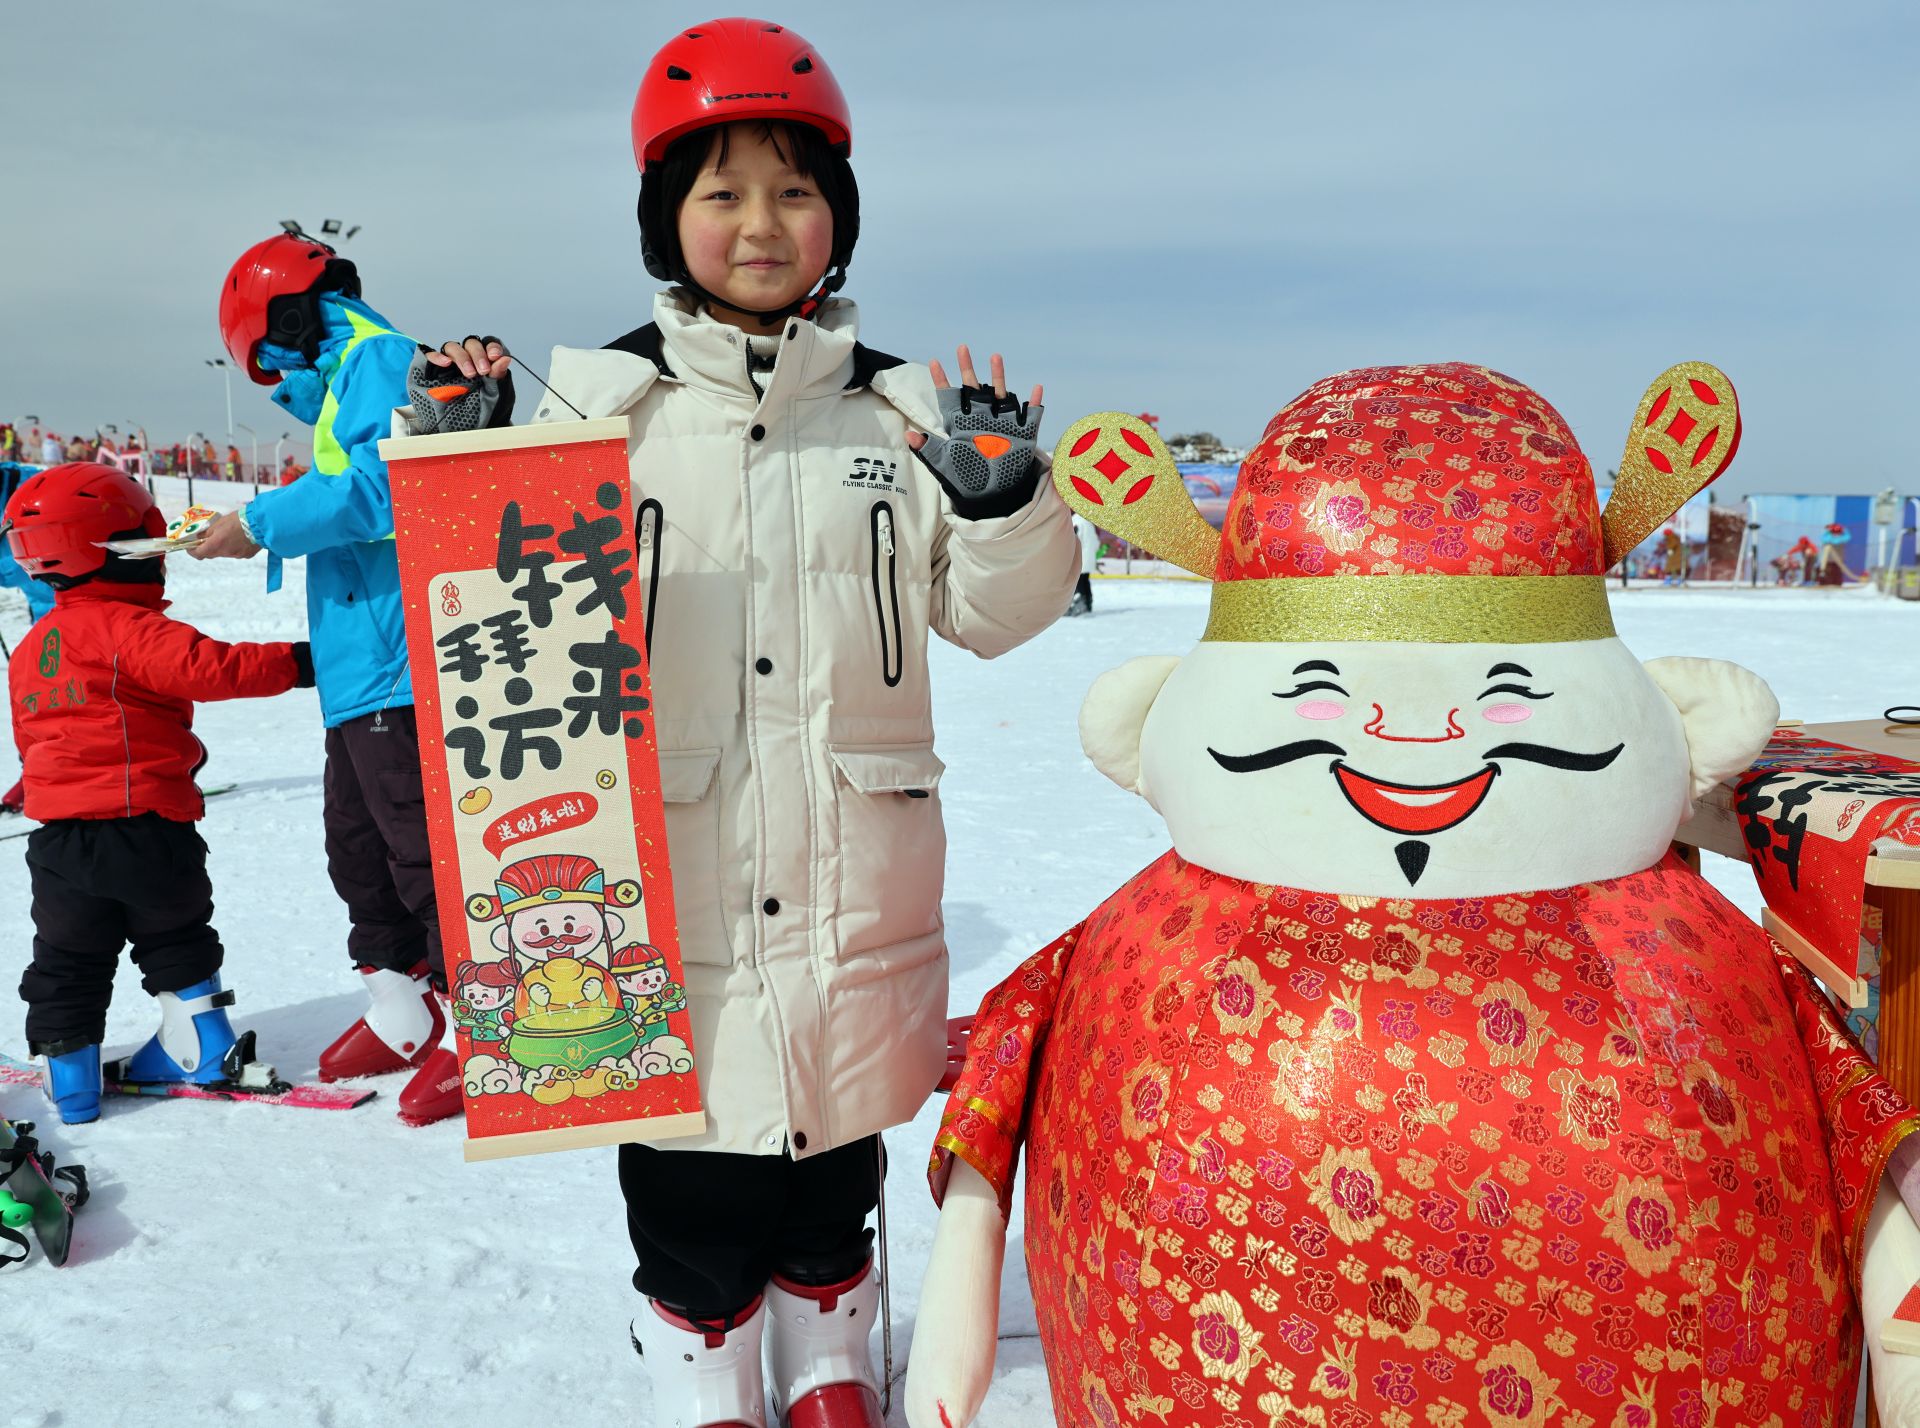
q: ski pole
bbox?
[875,1135,894,1416]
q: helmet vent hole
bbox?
[666,64,691,81]
[684,29,702,38]
[792,56,813,74]
[763,23,782,31]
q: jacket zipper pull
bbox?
[877,509,895,558]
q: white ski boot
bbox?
[766,1261,883,1428]
[317,963,442,1082]
[632,1296,769,1428]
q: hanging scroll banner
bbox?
[381,417,703,1161]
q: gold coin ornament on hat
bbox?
[1051,414,1221,578]
[1600,362,1741,571]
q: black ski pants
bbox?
[323,705,443,984]
[20,813,223,1048]
[618,1135,882,1321]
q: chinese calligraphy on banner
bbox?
[381,418,703,1160]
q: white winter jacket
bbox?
[524,292,1078,1157]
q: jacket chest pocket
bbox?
[828,743,946,960]
[658,748,732,967]
[869,500,902,688]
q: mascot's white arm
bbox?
[1867,1143,1920,1420]
[906,1159,1005,1428]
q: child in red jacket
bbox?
[4,463,313,1123]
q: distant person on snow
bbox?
[194,231,459,1128]
[1067,514,1099,616]
[3,463,312,1125]
[1819,522,1854,586]
[1660,525,1687,585]
[40,432,63,465]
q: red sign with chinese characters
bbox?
[382,418,703,1161]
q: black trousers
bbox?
[323,706,443,982]
[1074,572,1093,607]
[20,814,223,1048]
[618,1135,882,1320]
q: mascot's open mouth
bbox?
[1333,764,1497,836]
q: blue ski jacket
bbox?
[244,298,416,728]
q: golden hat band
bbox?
[1203,574,1618,644]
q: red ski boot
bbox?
[317,964,441,1082]
[767,1261,883,1428]
[397,1047,463,1127]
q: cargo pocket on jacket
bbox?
[659,748,731,968]
[828,743,947,960]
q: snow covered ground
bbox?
[1,483,1912,1425]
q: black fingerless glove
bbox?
[407,338,516,434]
[912,385,1044,520]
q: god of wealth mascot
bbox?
[907,364,1920,1428]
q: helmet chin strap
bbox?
[674,262,847,327]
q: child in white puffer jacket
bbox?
[420,17,1077,1427]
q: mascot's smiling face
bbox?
[1138,637,1696,896]
[1084,640,1778,899]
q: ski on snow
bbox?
[0,1043,377,1114]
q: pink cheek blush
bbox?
[1482,703,1533,724]
[1295,700,1347,721]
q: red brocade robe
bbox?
[931,852,1920,1428]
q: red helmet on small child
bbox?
[218,232,361,386]
[3,462,165,582]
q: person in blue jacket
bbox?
[195,232,465,1126]
[0,463,57,626]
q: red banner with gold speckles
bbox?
[381,418,704,1160]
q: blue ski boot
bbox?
[35,1040,103,1125]
[119,975,243,1086]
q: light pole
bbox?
[187,432,202,506]
[273,431,291,484]
[205,358,234,441]
[237,422,259,495]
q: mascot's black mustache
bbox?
[1483,741,1625,772]
[1208,740,1625,775]
[1209,740,1347,773]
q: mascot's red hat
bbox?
[1051,361,1741,646]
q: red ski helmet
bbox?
[3,462,165,581]
[218,233,361,385]
[632,19,858,315]
[632,18,851,167]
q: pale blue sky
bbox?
[3,0,1914,494]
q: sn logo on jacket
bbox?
[842,456,903,494]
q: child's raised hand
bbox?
[906,347,1043,448]
[907,346,1046,518]
[425,335,515,381]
